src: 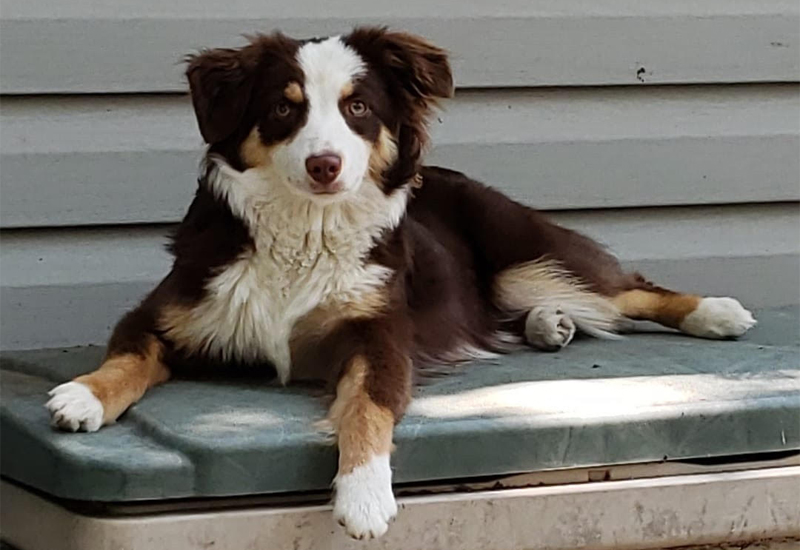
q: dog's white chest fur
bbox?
[198,225,391,382]
[170,164,406,383]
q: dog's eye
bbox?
[274,101,292,118]
[347,100,369,117]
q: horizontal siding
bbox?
[1,0,798,93]
[2,204,798,350]
[1,0,798,352]
[2,85,798,228]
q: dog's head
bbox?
[186,28,452,200]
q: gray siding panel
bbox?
[1,0,798,350]
[1,1,798,93]
[2,85,798,227]
[2,204,798,350]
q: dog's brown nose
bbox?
[305,154,342,185]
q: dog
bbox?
[45,27,756,539]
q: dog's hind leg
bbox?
[46,307,171,432]
[420,168,756,346]
[611,277,756,339]
[524,305,577,351]
[494,259,624,351]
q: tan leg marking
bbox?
[330,355,398,539]
[329,356,394,475]
[612,289,701,329]
[75,336,170,424]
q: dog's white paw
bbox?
[46,382,104,432]
[525,306,576,351]
[333,454,397,540]
[680,297,756,339]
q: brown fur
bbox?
[612,288,702,328]
[283,81,304,103]
[368,126,399,182]
[42,29,757,542]
[157,303,208,356]
[292,290,390,341]
[329,356,395,474]
[345,28,453,190]
[56,27,740,446]
[239,127,273,168]
[187,33,304,171]
[494,259,622,335]
[75,336,170,423]
[494,259,619,314]
[339,81,355,100]
[288,291,391,381]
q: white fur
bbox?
[163,38,409,382]
[437,343,503,363]
[680,297,756,338]
[333,453,397,540]
[494,259,623,339]
[418,331,523,366]
[168,162,408,383]
[269,37,370,197]
[525,305,577,350]
[45,381,104,432]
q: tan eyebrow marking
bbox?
[339,81,354,100]
[284,81,304,103]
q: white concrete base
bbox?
[2,466,799,550]
[677,539,799,550]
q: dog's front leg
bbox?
[327,324,412,540]
[46,302,171,432]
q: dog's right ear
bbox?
[185,46,259,144]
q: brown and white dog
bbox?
[46,28,756,539]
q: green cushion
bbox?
[2,306,798,502]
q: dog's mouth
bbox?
[309,181,344,195]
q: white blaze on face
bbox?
[271,37,370,197]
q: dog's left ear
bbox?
[381,31,454,100]
[347,28,453,188]
[185,45,259,144]
[347,28,454,101]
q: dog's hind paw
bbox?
[525,306,576,351]
[680,297,756,339]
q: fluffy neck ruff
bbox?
[205,158,409,259]
[171,159,409,383]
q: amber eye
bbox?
[274,101,292,118]
[348,100,369,117]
